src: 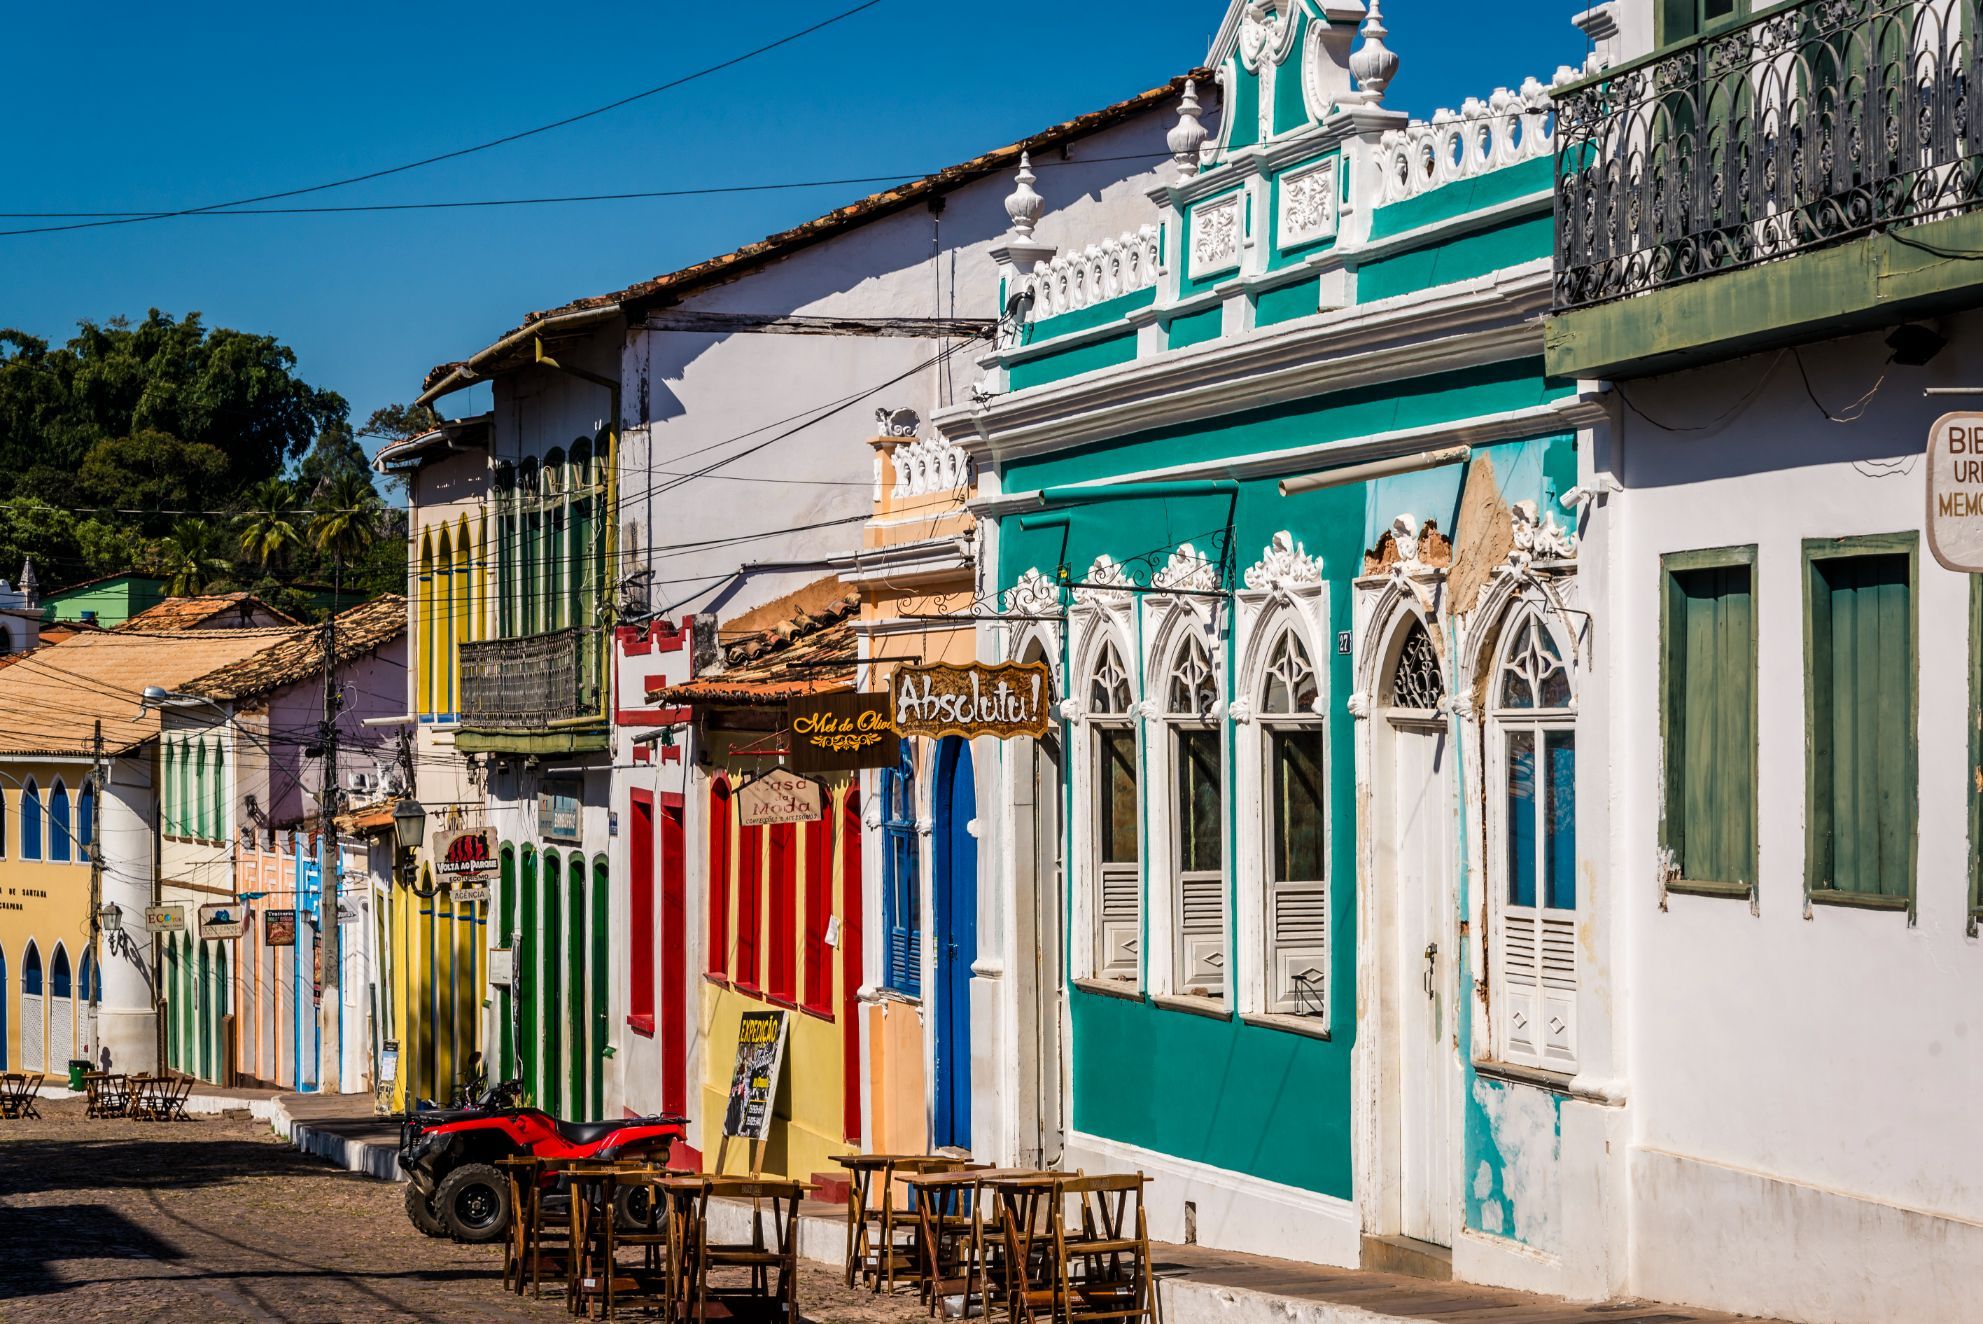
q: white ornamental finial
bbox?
[1005,152,1044,239]
[1168,79,1208,180]
[1349,0,1399,105]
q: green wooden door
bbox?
[498,846,515,1081]
[541,851,563,1119]
[520,847,538,1105]
[591,856,609,1121]
[567,855,586,1118]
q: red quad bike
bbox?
[398,1078,687,1243]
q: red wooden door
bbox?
[660,797,688,1119]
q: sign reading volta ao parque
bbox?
[890,661,1054,740]
[1929,411,1983,572]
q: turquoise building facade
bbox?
[933,0,1617,1281]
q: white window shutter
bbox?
[1268,881,1327,1015]
[1177,872,1226,995]
[1539,913,1578,1069]
[1501,910,1542,1066]
[1097,861,1140,980]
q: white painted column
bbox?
[98,759,158,1075]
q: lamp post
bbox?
[392,798,436,898]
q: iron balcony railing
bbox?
[459,628,603,729]
[1554,0,1983,313]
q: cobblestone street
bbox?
[0,1098,918,1323]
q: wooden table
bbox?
[0,1072,44,1120]
[83,1072,130,1119]
[984,1171,1083,1322]
[831,1153,955,1294]
[564,1161,685,1319]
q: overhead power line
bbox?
[0,0,885,239]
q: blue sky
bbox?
[2,2,1588,446]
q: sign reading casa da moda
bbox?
[890,661,1055,741]
[735,768,827,827]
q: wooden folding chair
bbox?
[686,1177,805,1323]
[993,1174,1069,1324]
[1056,1174,1157,1324]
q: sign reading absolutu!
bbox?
[1929,411,1983,572]
[436,828,498,881]
[890,661,1055,740]
[722,1010,790,1141]
[786,691,899,772]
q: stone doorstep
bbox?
[214,1090,1788,1324]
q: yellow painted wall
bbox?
[698,775,859,1180]
[0,762,98,1073]
[387,872,486,1110]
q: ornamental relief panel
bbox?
[1277,158,1339,251]
[1190,194,1244,277]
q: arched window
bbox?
[79,949,100,1002]
[193,744,208,840]
[161,740,177,836]
[708,779,732,978]
[75,779,93,862]
[494,462,517,639]
[23,941,42,995]
[880,745,921,996]
[570,439,594,636]
[435,526,454,720]
[209,743,225,842]
[1489,608,1578,1072]
[1164,631,1224,998]
[1258,628,1327,1017]
[48,778,71,863]
[1388,618,1446,712]
[21,777,42,860]
[418,533,436,716]
[1086,636,1139,982]
[50,944,71,998]
[176,737,192,837]
[520,458,543,635]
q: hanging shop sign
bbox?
[144,904,187,934]
[265,910,297,947]
[787,691,900,772]
[735,768,827,827]
[450,884,491,905]
[199,901,249,940]
[538,779,582,844]
[722,1010,790,1142]
[436,827,498,882]
[890,660,1055,740]
[1929,412,1983,572]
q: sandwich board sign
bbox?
[718,1010,789,1173]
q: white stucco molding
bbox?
[935,265,1556,465]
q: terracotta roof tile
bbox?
[180,597,406,702]
[119,593,301,631]
[651,589,857,706]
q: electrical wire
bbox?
[0,0,889,239]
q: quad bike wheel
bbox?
[404,1180,449,1237]
[615,1182,655,1230]
[436,1163,511,1244]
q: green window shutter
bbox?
[1808,549,1915,901]
[1661,550,1757,891]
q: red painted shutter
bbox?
[707,781,731,978]
[629,792,656,1028]
[802,816,833,1015]
[736,823,763,990]
[768,824,797,1004]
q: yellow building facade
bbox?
[0,759,100,1075]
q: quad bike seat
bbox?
[554,1116,674,1146]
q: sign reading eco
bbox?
[890,661,1055,740]
[1929,411,1983,572]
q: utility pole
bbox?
[318,578,342,1092]
[87,720,104,1067]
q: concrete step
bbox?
[1357,1232,1453,1282]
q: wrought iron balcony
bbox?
[459,628,603,729]
[1554,0,1982,313]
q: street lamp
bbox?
[391,798,438,898]
[97,902,123,936]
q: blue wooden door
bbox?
[932,737,978,1150]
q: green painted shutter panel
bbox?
[1666,562,1755,885]
[1812,555,1912,897]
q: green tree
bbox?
[310,469,382,566]
[236,478,302,571]
[295,419,372,498]
[358,401,441,445]
[159,518,233,596]
[77,429,233,519]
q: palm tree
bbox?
[235,479,301,571]
[161,518,232,597]
[309,470,382,565]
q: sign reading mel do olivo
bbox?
[1929,412,1983,572]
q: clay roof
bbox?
[422,72,1206,396]
[180,597,406,702]
[650,588,857,706]
[0,627,298,757]
[119,593,301,632]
